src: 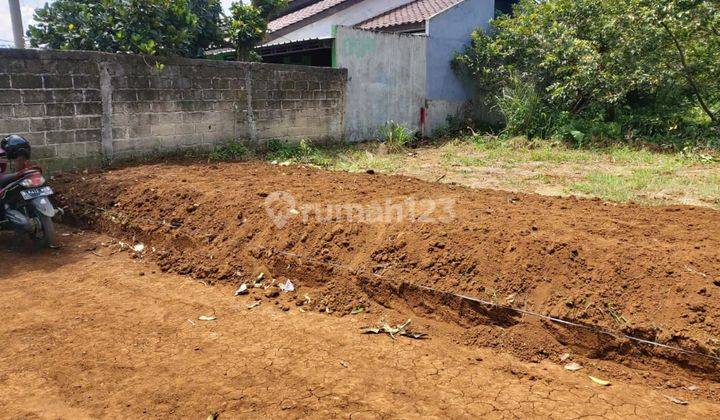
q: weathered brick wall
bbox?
[0,50,103,170]
[0,49,347,171]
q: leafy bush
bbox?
[494,75,555,139]
[454,0,720,149]
[378,121,413,151]
[209,139,248,161]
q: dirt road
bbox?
[1,228,717,418]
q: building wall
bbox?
[335,26,427,141]
[0,49,347,171]
[266,0,414,46]
[423,0,494,132]
[426,0,494,102]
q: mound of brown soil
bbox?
[53,161,720,376]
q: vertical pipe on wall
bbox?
[8,0,26,49]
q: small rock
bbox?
[281,305,290,312]
[559,353,571,362]
[265,289,280,298]
[139,272,145,276]
[366,169,375,175]
[713,279,720,287]
[280,400,296,410]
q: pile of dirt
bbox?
[53,161,720,376]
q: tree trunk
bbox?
[660,21,717,123]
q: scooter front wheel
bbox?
[31,213,56,249]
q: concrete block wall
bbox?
[0,50,103,170]
[0,49,347,171]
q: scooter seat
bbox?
[0,172,21,188]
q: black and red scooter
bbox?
[0,137,59,248]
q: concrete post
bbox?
[8,0,25,49]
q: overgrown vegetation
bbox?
[265,139,400,172]
[209,139,248,161]
[28,0,287,59]
[377,121,414,151]
[454,0,720,150]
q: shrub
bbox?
[454,0,720,149]
[209,139,248,161]
[494,75,554,139]
[378,121,413,151]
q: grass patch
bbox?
[264,139,400,173]
[210,140,249,161]
[571,171,652,202]
[570,167,720,205]
[201,135,718,208]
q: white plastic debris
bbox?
[234,284,249,296]
[133,243,145,253]
[278,279,295,293]
[665,395,689,405]
[198,315,216,321]
[564,362,583,372]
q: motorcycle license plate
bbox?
[20,186,54,200]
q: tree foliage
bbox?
[27,0,286,60]
[226,0,287,61]
[455,0,720,146]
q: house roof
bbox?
[268,0,353,32]
[356,0,463,31]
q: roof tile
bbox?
[268,0,352,32]
[356,0,463,30]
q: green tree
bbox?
[28,0,209,57]
[188,0,226,56]
[454,0,720,142]
[226,0,287,61]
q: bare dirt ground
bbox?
[1,160,719,418]
[1,228,718,419]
